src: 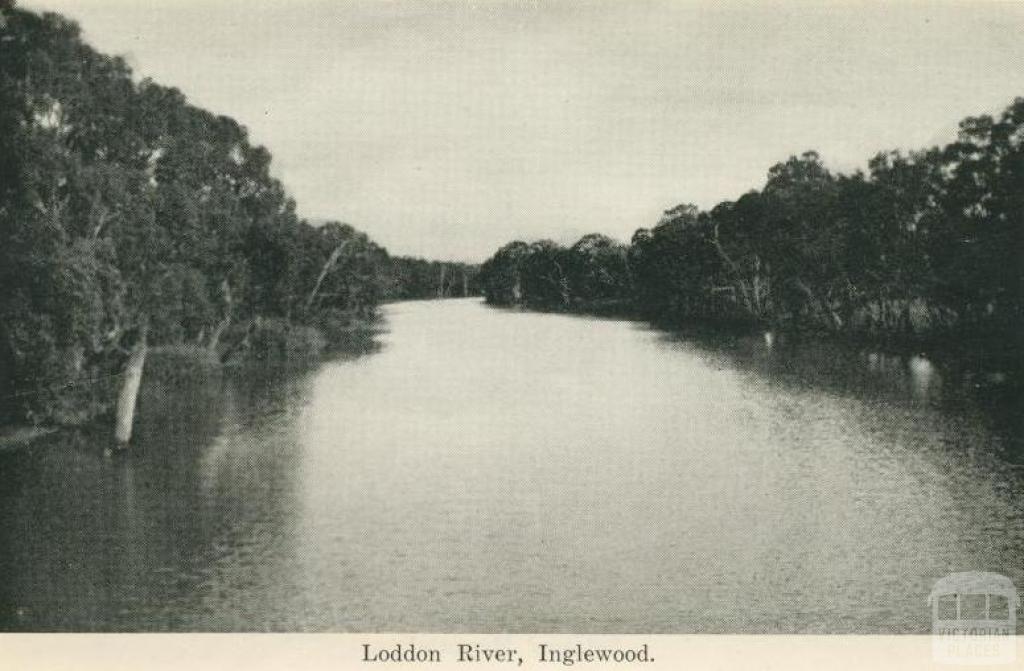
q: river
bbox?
[0,298,1021,632]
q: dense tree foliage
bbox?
[385,257,480,301]
[0,7,466,430]
[479,237,631,311]
[481,99,1024,347]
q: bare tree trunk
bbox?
[114,322,149,449]
[305,241,350,313]
[207,279,233,351]
[462,270,468,297]
[751,256,771,316]
[551,259,571,306]
[791,277,842,330]
[711,224,756,315]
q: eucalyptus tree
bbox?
[568,233,631,302]
[0,9,138,425]
[518,240,575,308]
[930,99,1024,333]
[479,241,530,305]
[0,5,401,444]
[627,203,718,322]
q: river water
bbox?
[1,298,1021,632]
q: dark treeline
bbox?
[387,257,481,301]
[0,7,469,439]
[481,98,1023,351]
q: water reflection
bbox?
[0,365,321,630]
[0,300,1021,632]
[907,355,940,401]
[658,325,1021,457]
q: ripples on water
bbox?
[0,298,1021,632]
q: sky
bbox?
[20,0,1024,261]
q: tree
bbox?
[480,241,530,305]
[569,234,631,302]
[0,6,407,443]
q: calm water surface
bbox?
[1,299,1022,632]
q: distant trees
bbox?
[481,97,1024,346]
[479,236,631,311]
[384,257,481,301]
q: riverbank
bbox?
[0,315,386,453]
[490,297,1024,385]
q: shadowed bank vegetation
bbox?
[386,256,481,301]
[0,6,477,441]
[480,98,1024,357]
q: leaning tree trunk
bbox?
[305,241,351,313]
[114,322,149,449]
[207,279,233,351]
[710,224,756,317]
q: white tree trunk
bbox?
[114,324,148,448]
[208,279,233,351]
[305,241,350,312]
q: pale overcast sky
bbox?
[20,1,1024,261]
